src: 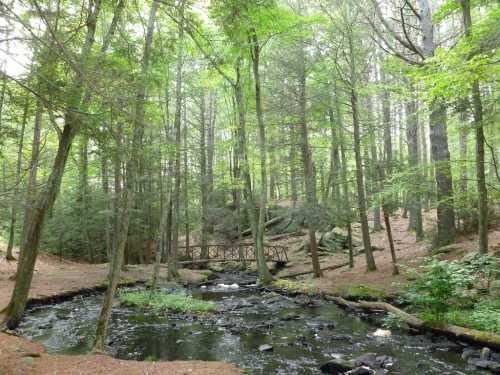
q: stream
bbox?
[16,275,498,374]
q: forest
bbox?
[0,0,499,374]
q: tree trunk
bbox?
[348,34,376,271]
[234,60,256,269]
[3,0,102,329]
[183,102,190,254]
[406,98,424,240]
[200,92,209,260]
[335,86,354,269]
[459,0,488,254]
[21,96,43,248]
[298,32,321,278]
[249,31,273,284]
[418,0,456,246]
[101,148,112,261]
[169,0,186,280]
[79,134,93,262]
[6,98,29,260]
[289,123,299,205]
[93,0,158,351]
[328,107,341,203]
[458,102,468,199]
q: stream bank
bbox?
[13,271,500,375]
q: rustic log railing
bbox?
[174,243,288,264]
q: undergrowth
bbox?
[272,279,320,296]
[119,290,216,313]
[403,254,500,334]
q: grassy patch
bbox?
[119,290,216,313]
[342,284,388,300]
[441,298,500,334]
[272,279,320,296]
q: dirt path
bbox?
[0,331,240,375]
[0,247,241,375]
[275,210,500,297]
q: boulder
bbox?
[347,367,375,375]
[320,359,354,374]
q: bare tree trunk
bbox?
[418,0,456,246]
[458,101,468,199]
[420,107,431,210]
[182,102,190,254]
[348,35,376,271]
[21,96,42,247]
[297,31,321,278]
[169,0,186,280]
[79,135,93,262]
[234,60,255,269]
[327,107,341,203]
[459,0,488,253]
[249,30,273,284]
[406,98,424,240]
[101,150,112,261]
[289,124,299,205]
[334,86,354,268]
[199,93,209,260]
[367,94,382,231]
[93,0,158,351]
[6,98,29,260]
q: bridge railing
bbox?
[176,243,288,263]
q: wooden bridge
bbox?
[175,243,289,265]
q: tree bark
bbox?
[348,34,376,271]
[249,30,273,284]
[459,0,488,254]
[6,98,29,260]
[169,0,186,280]
[406,98,424,240]
[417,0,456,247]
[297,31,321,278]
[199,92,209,260]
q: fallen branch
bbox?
[281,262,350,278]
[326,296,500,350]
[241,215,286,237]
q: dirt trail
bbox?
[274,210,500,296]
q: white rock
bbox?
[229,283,239,289]
[373,329,391,337]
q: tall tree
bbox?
[3,0,103,329]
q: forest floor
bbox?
[274,209,500,297]
[0,247,241,375]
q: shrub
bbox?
[403,258,478,319]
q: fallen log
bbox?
[325,296,500,350]
[241,215,286,237]
[281,262,350,278]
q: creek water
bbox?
[16,282,491,374]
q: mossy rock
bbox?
[272,279,320,296]
[341,284,388,300]
[431,244,461,256]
